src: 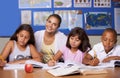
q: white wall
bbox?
[0,36,120,53]
[0,38,9,52]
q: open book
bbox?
[47,62,114,76]
[47,64,108,76]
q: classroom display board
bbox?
[0,0,120,37]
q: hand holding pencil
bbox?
[93,49,97,59]
[47,49,56,66]
[48,58,56,66]
[47,56,56,66]
[89,50,100,66]
[0,55,6,67]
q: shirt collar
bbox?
[101,43,116,55]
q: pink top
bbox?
[60,46,84,64]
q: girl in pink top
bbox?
[48,27,91,66]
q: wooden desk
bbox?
[0,67,120,78]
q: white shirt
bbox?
[88,42,120,62]
[9,41,31,62]
[34,30,67,54]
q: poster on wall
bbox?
[19,0,51,8]
[74,0,91,7]
[94,0,111,8]
[55,10,83,30]
[21,10,32,24]
[84,12,112,30]
[54,0,72,8]
[33,11,53,26]
[112,0,120,7]
[114,8,120,34]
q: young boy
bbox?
[82,28,120,66]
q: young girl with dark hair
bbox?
[48,27,91,66]
[0,24,41,67]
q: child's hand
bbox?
[0,59,6,67]
[47,59,56,66]
[89,58,100,66]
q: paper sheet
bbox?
[4,64,25,70]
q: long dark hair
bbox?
[10,24,35,46]
[66,27,91,52]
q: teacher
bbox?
[34,14,67,63]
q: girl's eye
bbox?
[53,23,57,27]
[20,34,23,37]
[103,39,107,41]
[47,20,51,23]
[70,37,74,40]
[76,39,80,42]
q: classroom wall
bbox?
[0,0,118,36]
[0,36,120,53]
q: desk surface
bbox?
[0,67,120,78]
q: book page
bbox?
[47,65,80,76]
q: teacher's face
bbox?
[46,16,59,33]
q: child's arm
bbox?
[0,40,14,66]
[0,55,6,67]
[1,41,13,60]
[82,53,99,66]
[102,56,120,62]
[29,44,42,62]
[47,50,63,66]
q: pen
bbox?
[0,55,4,62]
[52,66,60,69]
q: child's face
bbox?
[46,16,59,33]
[69,35,81,49]
[101,31,116,53]
[17,30,30,46]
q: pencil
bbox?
[50,49,54,55]
[46,49,54,60]
[0,55,4,62]
[91,50,98,66]
[93,49,97,59]
[50,49,55,60]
